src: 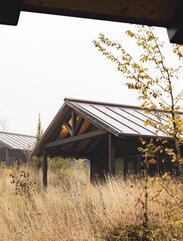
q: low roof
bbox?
[0,131,36,150]
[33,98,180,156]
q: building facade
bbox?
[0,131,35,165]
[33,98,181,186]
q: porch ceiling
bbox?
[22,0,179,26]
[0,0,183,43]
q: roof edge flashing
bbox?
[64,97,143,109]
[119,133,174,139]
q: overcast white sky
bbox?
[0,12,182,136]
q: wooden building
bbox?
[0,131,36,165]
[33,98,181,186]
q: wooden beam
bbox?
[65,120,98,150]
[71,111,76,136]
[0,0,21,25]
[108,133,115,175]
[168,25,183,44]
[167,1,183,44]
[1,0,182,44]
[73,117,85,136]
[42,110,71,146]
[22,0,178,27]
[43,149,48,187]
[44,129,107,149]
[64,122,72,136]
[63,111,79,137]
[48,149,88,159]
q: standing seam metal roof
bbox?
[33,98,182,156]
[66,98,179,138]
[0,131,36,150]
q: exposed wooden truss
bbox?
[45,129,107,149]
[62,111,86,137]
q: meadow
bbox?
[0,164,182,241]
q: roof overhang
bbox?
[33,98,180,157]
[1,0,183,44]
[0,0,21,25]
[118,133,174,140]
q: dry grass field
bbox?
[0,165,182,241]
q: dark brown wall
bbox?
[114,137,140,157]
[89,136,141,180]
[89,135,180,180]
[0,147,6,162]
[90,137,108,181]
[0,147,28,165]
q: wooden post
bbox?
[124,141,128,179]
[156,153,160,175]
[108,133,115,175]
[124,155,128,179]
[5,147,9,165]
[43,149,48,187]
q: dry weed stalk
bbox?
[0,166,181,240]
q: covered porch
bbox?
[33,98,179,186]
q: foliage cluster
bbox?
[48,157,72,181]
[48,157,89,186]
[93,25,183,167]
[93,25,183,236]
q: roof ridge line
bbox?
[64,98,183,114]
[64,97,142,110]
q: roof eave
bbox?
[119,133,174,140]
[32,102,70,156]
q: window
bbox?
[127,155,141,175]
[115,157,124,176]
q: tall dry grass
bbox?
[0,165,182,241]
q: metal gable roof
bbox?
[0,131,36,150]
[65,98,181,138]
[33,98,182,156]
